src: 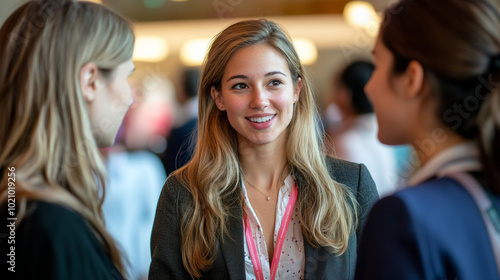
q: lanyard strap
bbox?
[244,183,298,280]
[447,172,500,276]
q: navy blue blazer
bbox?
[355,176,500,280]
[150,157,378,280]
[161,118,197,176]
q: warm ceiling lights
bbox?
[133,37,169,62]
[179,39,211,66]
[79,0,103,4]
[292,38,318,65]
[179,38,317,66]
[343,1,379,37]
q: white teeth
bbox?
[249,115,274,123]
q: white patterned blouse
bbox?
[241,173,305,280]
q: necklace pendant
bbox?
[266,196,271,201]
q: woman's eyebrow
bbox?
[226,71,287,82]
[265,71,287,77]
[226,74,248,82]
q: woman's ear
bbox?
[80,62,99,102]
[211,86,225,111]
[293,77,303,103]
[404,60,425,99]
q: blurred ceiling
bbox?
[0,0,395,105]
[1,0,397,25]
[105,0,348,22]
[102,0,395,22]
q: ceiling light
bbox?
[292,38,318,65]
[79,0,103,4]
[133,37,169,62]
[179,39,211,67]
[343,1,379,31]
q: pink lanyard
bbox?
[244,183,299,280]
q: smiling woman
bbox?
[149,19,378,280]
[211,43,301,147]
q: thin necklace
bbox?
[246,180,273,201]
[244,166,289,201]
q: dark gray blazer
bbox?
[149,156,378,280]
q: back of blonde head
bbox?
[0,0,134,273]
[175,19,356,277]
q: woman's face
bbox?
[212,43,301,148]
[87,59,135,147]
[365,36,412,145]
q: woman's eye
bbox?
[232,83,248,90]
[269,79,283,87]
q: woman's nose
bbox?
[250,86,269,109]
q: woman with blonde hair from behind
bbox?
[150,19,378,280]
[0,0,135,279]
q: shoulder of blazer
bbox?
[161,174,195,214]
[291,155,372,195]
[161,172,245,280]
[163,173,242,210]
[324,156,366,193]
[324,156,379,236]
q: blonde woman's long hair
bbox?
[174,19,357,277]
[0,0,134,274]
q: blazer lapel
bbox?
[304,238,329,279]
[219,197,246,280]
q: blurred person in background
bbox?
[123,75,176,154]
[325,61,409,197]
[161,68,200,176]
[101,145,165,280]
[355,0,500,278]
[149,19,378,280]
[101,74,172,280]
[0,0,134,279]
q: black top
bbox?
[0,201,124,280]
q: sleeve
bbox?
[149,178,192,280]
[354,195,425,280]
[355,163,379,240]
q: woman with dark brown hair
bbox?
[355,0,500,279]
